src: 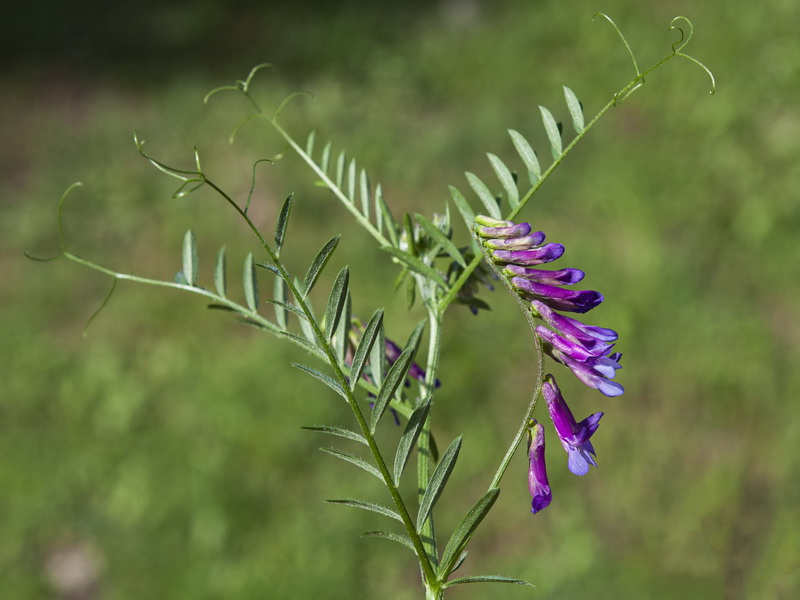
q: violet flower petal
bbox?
[527,421,552,514]
[503,265,585,285]
[483,232,547,249]
[512,278,603,313]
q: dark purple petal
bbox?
[503,265,585,285]
[532,300,618,350]
[512,279,603,313]
[527,421,552,514]
[483,232,547,250]
[492,243,564,266]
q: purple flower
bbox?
[503,264,585,285]
[511,278,603,313]
[543,375,603,476]
[544,344,624,397]
[527,420,552,514]
[531,300,617,354]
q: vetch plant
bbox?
[30,15,714,598]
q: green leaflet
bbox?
[243,252,258,310]
[182,229,198,286]
[292,363,348,400]
[465,172,501,219]
[443,575,535,588]
[319,449,383,482]
[326,499,402,522]
[487,153,519,209]
[539,105,563,159]
[563,85,585,133]
[417,436,461,528]
[393,397,431,485]
[439,488,500,578]
[303,235,340,296]
[274,194,293,256]
[302,425,368,446]
[508,129,541,186]
[350,308,384,391]
[449,185,477,233]
[361,530,416,552]
[214,245,226,297]
[323,267,350,337]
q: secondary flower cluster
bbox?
[474,215,624,515]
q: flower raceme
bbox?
[474,215,625,513]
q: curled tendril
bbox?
[669,16,693,53]
[593,12,640,76]
[245,158,273,215]
[204,63,274,106]
[272,90,315,121]
[83,279,118,336]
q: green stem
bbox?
[266,117,392,248]
[417,302,443,569]
[437,51,682,314]
[204,178,439,587]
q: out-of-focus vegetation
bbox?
[3,0,799,598]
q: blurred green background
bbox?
[3,0,799,598]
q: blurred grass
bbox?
[2,0,799,598]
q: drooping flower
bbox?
[542,375,603,476]
[527,420,552,514]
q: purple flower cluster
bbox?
[475,215,624,514]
